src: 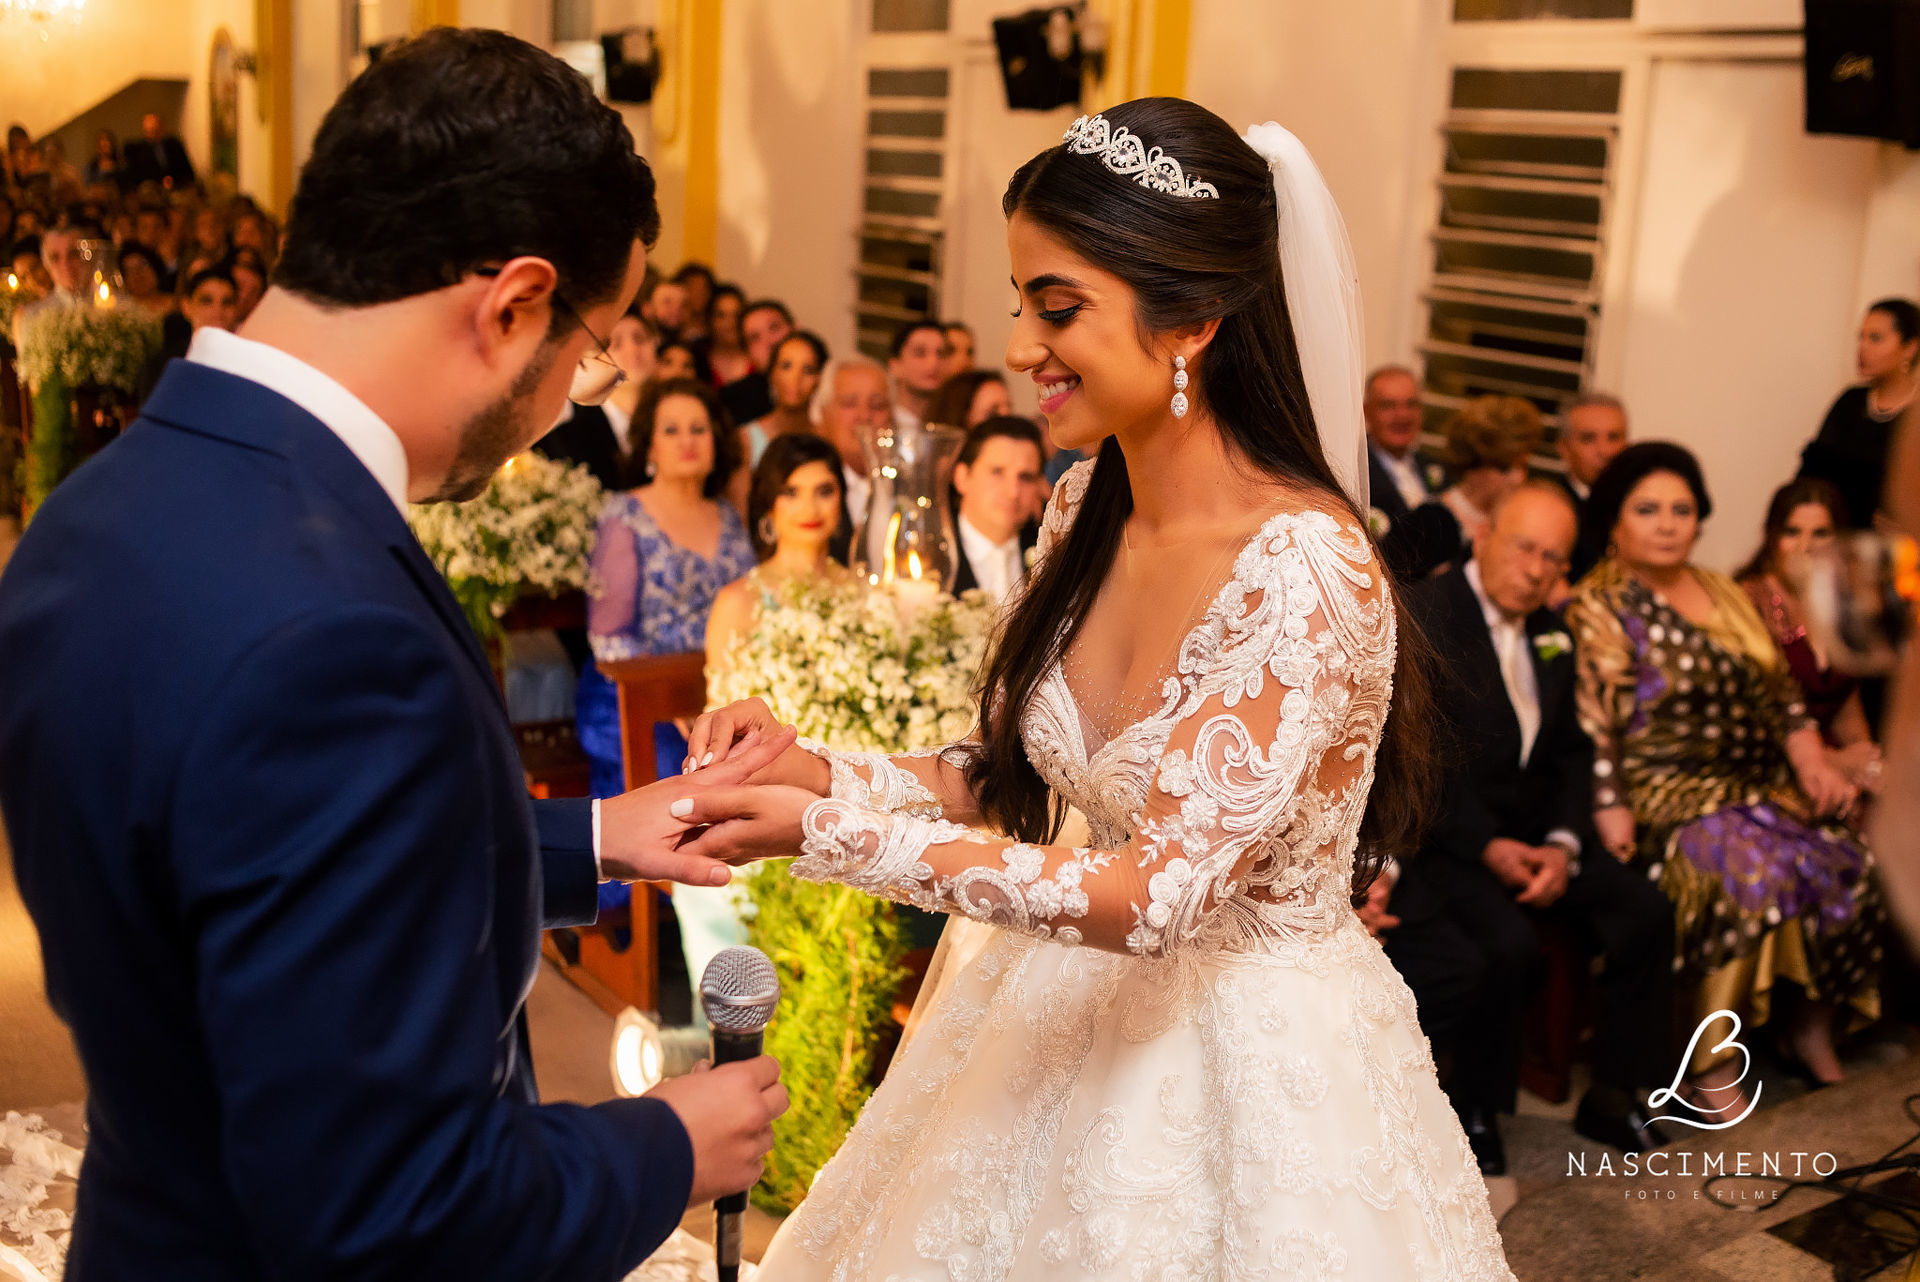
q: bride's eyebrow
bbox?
[1014,272,1089,295]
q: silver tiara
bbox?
[1063,114,1219,199]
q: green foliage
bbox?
[743,859,909,1215]
[24,375,73,522]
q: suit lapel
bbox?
[1526,611,1571,729]
[1440,568,1522,748]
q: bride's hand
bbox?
[684,699,784,772]
[668,785,820,866]
[597,726,797,884]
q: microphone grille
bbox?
[699,946,781,1034]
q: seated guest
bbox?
[13,224,88,339]
[577,379,753,916]
[1568,442,1883,1118]
[887,319,950,430]
[131,204,179,288]
[700,283,751,386]
[720,298,793,427]
[811,354,893,541]
[742,330,827,467]
[1556,391,1630,582]
[534,309,656,492]
[639,274,689,342]
[138,266,236,401]
[229,249,269,325]
[1737,479,1881,785]
[926,369,1011,431]
[673,261,716,343]
[1384,482,1675,1174]
[9,235,51,303]
[655,337,704,384]
[1799,298,1919,530]
[950,416,1042,603]
[84,129,122,190]
[1382,395,1542,584]
[115,242,173,318]
[943,319,976,378]
[1364,364,1433,522]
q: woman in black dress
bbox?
[1799,298,1919,529]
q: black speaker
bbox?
[601,27,657,105]
[1804,0,1920,148]
[993,6,1082,112]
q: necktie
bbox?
[1495,621,1539,766]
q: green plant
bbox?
[743,860,910,1215]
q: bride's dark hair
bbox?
[966,97,1433,895]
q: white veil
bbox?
[1240,123,1370,512]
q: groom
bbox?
[0,29,786,1281]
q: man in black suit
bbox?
[0,31,788,1279]
[1380,481,1674,1175]
[1555,391,1630,582]
[121,112,197,191]
[1363,363,1460,582]
[951,415,1043,602]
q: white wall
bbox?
[0,0,191,136]
[1616,58,1880,571]
[712,0,864,355]
[1185,0,1448,371]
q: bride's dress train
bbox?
[754,463,1514,1280]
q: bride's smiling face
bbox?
[1005,211,1187,453]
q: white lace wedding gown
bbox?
[756,463,1514,1281]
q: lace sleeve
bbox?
[587,500,643,663]
[789,464,1100,825]
[792,513,1392,957]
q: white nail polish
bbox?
[701,752,715,767]
[670,798,693,819]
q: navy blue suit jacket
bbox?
[0,362,692,1280]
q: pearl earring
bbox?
[1171,355,1189,419]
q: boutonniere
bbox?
[1366,507,1392,539]
[1023,545,1039,570]
[1533,630,1573,661]
[1423,461,1447,492]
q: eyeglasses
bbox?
[473,266,627,407]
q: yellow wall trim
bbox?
[681,0,723,265]
[257,0,296,215]
[1145,0,1190,100]
[412,0,460,31]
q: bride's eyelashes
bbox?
[1009,302,1084,327]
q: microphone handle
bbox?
[710,1025,765,1282]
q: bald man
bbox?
[1380,482,1675,1175]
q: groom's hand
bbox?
[597,725,797,885]
[647,1056,789,1208]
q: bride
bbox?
[673,97,1514,1280]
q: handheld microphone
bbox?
[699,945,781,1282]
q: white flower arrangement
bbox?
[13,301,162,393]
[708,577,996,752]
[406,451,605,641]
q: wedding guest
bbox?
[1381,394,1542,584]
[1384,482,1674,1174]
[888,318,950,429]
[951,416,1043,603]
[1557,391,1630,582]
[229,249,269,325]
[12,225,87,340]
[943,319,976,377]
[232,209,277,267]
[1364,364,1431,520]
[577,377,752,801]
[1799,298,1920,530]
[654,337,702,384]
[700,283,751,386]
[132,205,179,288]
[121,112,196,191]
[8,236,50,299]
[810,354,892,531]
[741,330,827,466]
[39,138,83,202]
[139,266,237,401]
[673,261,715,342]
[84,129,123,189]
[1736,480,1881,782]
[640,275,689,342]
[720,297,793,427]
[541,308,658,490]
[925,369,1011,430]
[1567,441,1882,1118]
[115,242,173,318]
[189,205,229,264]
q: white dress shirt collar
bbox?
[187,327,410,513]
[603,400,634,458]
[1371,442,1428,510]
[957,512,1022,604]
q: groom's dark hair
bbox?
[277,27,658,327]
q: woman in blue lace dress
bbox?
[578,377,753,931]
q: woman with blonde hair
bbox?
[1379,393,1543,581]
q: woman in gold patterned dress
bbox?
[1566,443,1882,1120]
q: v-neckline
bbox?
[629,493,729,565]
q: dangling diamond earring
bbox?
[1171,355,1190,419]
